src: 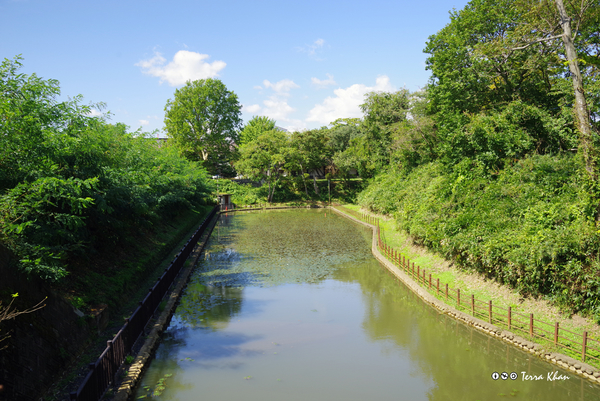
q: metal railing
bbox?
[70,206,218,401]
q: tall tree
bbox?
[164,79,242,175]
[422,0,597,170]
[290,129,332,195]
[456,0,600,178]
[235,130,288,203]
[506,0,599,179]
[239,116,276,145]
[360,90,410,171]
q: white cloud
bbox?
[136,50,226,86]
[246,78,301,125]
[86,109,103,117]
[253,85,263,90]
[262,79,299,95]
[244,104,261,113]
[311,74,336,88]
[139,119,150,126]
[262,97,295,121]
[298,38,326,57]
[281,119,308,132]
[306,75,394,125]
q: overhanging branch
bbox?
[511,34,563,50]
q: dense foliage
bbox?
[0,56,213,282]
[163,78,242,176]
[355,0,600,319]
[2,0,599,320]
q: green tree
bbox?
[327,118,362,154]
[0,55,101,191]
[164,79,242,175]
[390,90,437,169]
[235,130,289,203]
[239,116,276,146]
[422,0,585,170]
[484,0,600,179]
[289,129,332,195]
[360,90,410,171]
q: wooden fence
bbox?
[69,206,218,401]
[335,205,600,368]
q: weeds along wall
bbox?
[70,207,217,401]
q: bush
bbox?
[359,155,600,320]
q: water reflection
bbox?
[134,210,600,401]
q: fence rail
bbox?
[334,205,600,369]
[70,206,218,401]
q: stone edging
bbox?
[328,206,600,385]
[111,213,219,401]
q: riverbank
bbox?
[332,204,600,381]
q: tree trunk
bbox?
[300,164,309,196]
[312,175,320,195]
[555,0,596,180]
[266,169,272,203]
[269,177,278,203]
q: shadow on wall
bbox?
[0,245,107,401]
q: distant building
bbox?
[156,137,168,147]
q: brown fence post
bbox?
[429,274,432,290]
[437,278,440,296]
[508,306,512,330]
[582,331,588,362]
[457,289,461,308]
[471,294,475,316]
[445,283,448,300]
[488,300,492,324]
[529,313,534,337]
[554,322,559,346]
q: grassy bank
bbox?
[62,205,214,312]
[356,155,600,321]
[44,205,214,400]
[335,204,600,369]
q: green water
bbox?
[134,209,600,400]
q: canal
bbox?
[134,209,600,400]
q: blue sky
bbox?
[1,0,470,135]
